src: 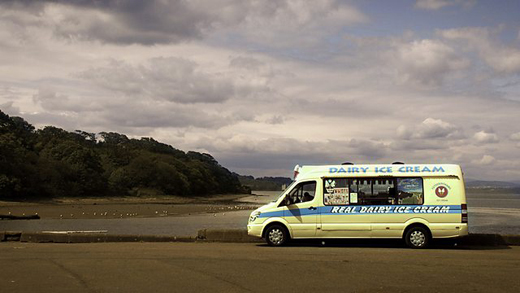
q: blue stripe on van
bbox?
[258,210,284,218]
[258,205,460,218]
[320,205,460,215]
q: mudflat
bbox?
[0,193,271,220]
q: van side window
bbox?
[397,178,424,205]
[286,181,316,205]
[354,178,396,205]
[370,179,396,205]
[324,177,426,205]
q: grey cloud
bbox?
[26,99,235,133]
[390,140,448,151]
[265,115,285,125]
[98,102,231,130]
[0,101,20,115]
[22,111,82,131]
[1,0,367,45]
[336,139,389,160]
[229,56,265,71]
[78,58,235,104]
[288,97,389,119]
[2,0,212,44]
[199,136,389,169]
[0,87,23,101]
[32,87,101,112]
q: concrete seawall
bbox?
[2,229,520,246]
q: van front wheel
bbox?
[405,226,430,249]
[265,225,288,246]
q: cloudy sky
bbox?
[1,0,520,181]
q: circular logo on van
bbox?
[435,185,449,198]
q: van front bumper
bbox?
[247,224,263,238]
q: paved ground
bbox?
[1,242,519,293]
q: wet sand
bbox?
[0,192,277,220]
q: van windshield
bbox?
[274,181,296,202]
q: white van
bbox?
[247,163,468,248]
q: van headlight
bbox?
[249,211,261,222]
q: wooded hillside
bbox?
[0,110,248,199]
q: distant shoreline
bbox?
[0,192,277,220]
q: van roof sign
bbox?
[296,164,462,179]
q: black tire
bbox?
[404,226,430,249]
[265,225,289,246]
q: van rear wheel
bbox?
[405,226,430,249]
[265,225,288,246]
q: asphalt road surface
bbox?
[1,242,519,293]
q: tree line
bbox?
[237,175,292,191]
[0,110,248,200]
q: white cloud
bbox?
[397,118,464,140]
[415,0,453,10]
[510,132,520,148]
[415,0,475,10]
[392,39,469,87]
[473,130,499,144]
[510,132,520,141]
[472,154,496,166]
[439,27,520,74]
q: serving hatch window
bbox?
[323,177,424,206]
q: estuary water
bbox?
[1,190,519,236]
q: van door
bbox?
[318,178,371,238]
[281,181,318,238]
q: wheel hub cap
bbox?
[268,229,284,245]
[410,231,426,247]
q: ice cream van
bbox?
[247,163,468,248]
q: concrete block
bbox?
[21,232,68,243]
[3,231,22,242]
[501,235,520,246]
[104,235,140,242]
[67,233,108,243]
[198,229,262,243]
